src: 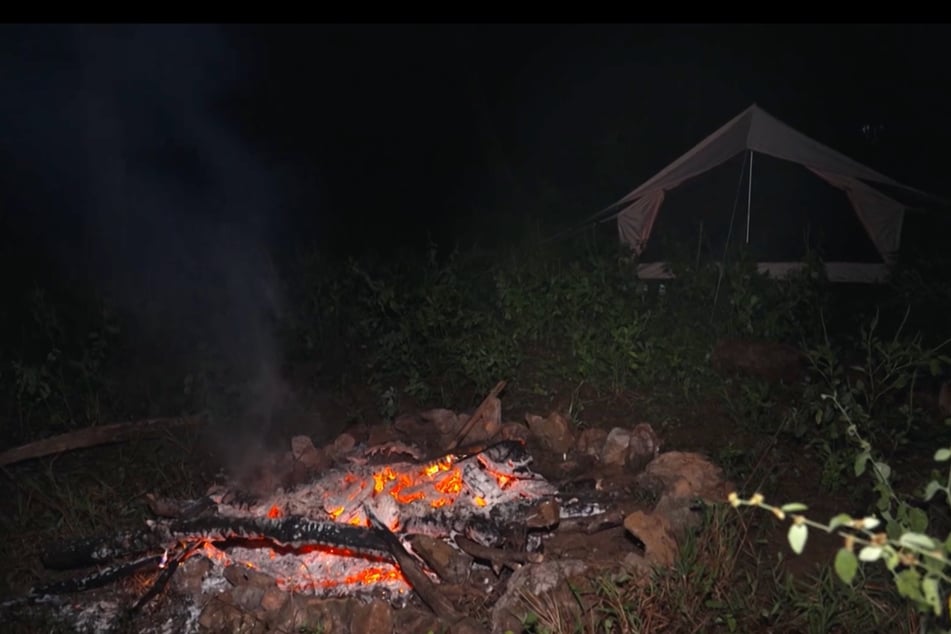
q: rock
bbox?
[275,597,353,634]
[635,451,734,505]
[290,435,316,460]
[260,587,288,612]
[198,600,262,633]
[525,411,575,454]
[223,565,278,589]
[462,395,503,444]
[231,584,265,611]
[170,556,211,599]
[367,423,399,446]
[420,408,461,435]
[626,423,661,472]
[624,510,679,567]
[351,599,393,634]
[601,427,632,466]
[291,438,328,472]
[490,560,590,634]
[393,412,422,434]
[392,607,444,634]
[333,432,357,455]
[499,421,531,443]
[576,427,608,458]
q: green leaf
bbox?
[923,547,948,577]
[834,548,858,584]
[858,545,882,561]
[895,569,925,603]
[788,524,808,555]
[781,503,809,513]
[922,576,942,616]
[935,448,951,462]
[884,546,900,571]
[874,462,891,481]
[855,451,870,477]
[829,513,854,531]
[909,507,930,534]
[925,480,944,501]
[900,532,937,551]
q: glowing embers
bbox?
[201,540,411,598]
[198,441,558,601]
[370,455,461,509]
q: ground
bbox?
[1,361,942,633]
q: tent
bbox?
[593,103,946,283]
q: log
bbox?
[447,380,506,451]
[454,535,543,573]
[0,415,206,467]
[365,509,487,632]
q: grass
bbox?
[1,232,950,631]
[516,505,919,633]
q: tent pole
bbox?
[695,220,703,268]
[745,150,753,244]
[713,150,751,313]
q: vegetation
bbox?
[2,223,951,632]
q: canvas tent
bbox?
[594,103,945,283]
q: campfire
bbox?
[149,439,558,604]
[2,382,733,633]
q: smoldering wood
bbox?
[132,545,199,612]
[366,509,487,633]
[42,528,161,570]
[556,496,648,534]
[32,553,167,597]
[9,434,589,631]
[40,513,397,577]
[0,415,206,467]
[161,515,395,557]
[446,380,507,450]
[453,535,543,572]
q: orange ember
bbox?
[345,566,405,585]
[477,455,516,489]
[267,505,282,519]
[368,461,466,507]
[435,470,463,494]
[199,542,233,566]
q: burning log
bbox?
[365,509,473,627]
[42,528,163,570]
[12,439,559,630]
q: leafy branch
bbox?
[730,392,951,620]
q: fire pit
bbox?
[1,388,732,634]
[150,440,559,603]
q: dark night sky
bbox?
[2,23,950,307]
[1,23,948,435]
[3,25,950,259]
